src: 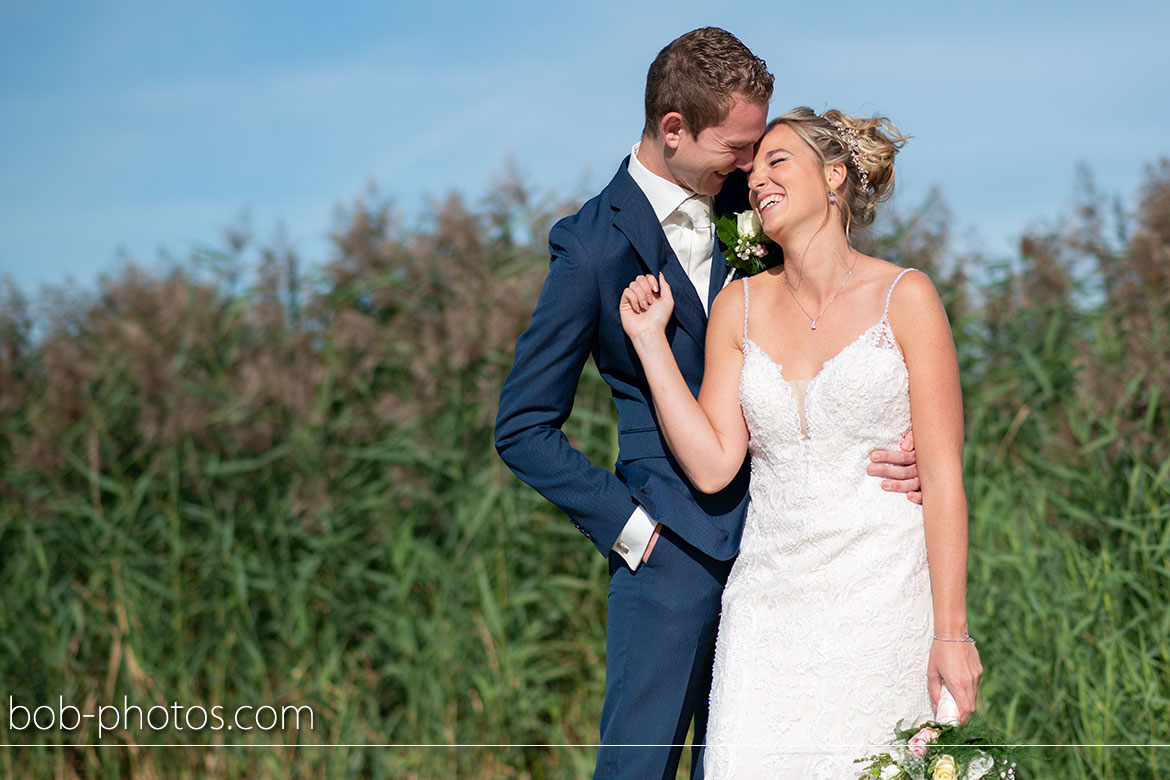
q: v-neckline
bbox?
[742,318,901,443]
[742,318,888,387]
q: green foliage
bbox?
[0,162,1168,777]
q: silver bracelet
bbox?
[933,633,976,644]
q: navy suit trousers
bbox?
[594,525,733,780]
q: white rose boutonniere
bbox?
[715,209,772,275]
[736,209,762,237]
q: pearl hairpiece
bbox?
[832,120,870,193]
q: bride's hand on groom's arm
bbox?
[867,429,923,504]
[620,273,674,346]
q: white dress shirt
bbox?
[611,144,717,570]
[626,145,715,313]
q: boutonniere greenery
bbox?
[715,209,772,276]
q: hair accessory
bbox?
[832,120,870,193]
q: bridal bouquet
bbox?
[715,209,772,275]
[854,689,1020,780]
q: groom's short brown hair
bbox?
[643,27,773,139]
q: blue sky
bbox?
[2,1,1168,294]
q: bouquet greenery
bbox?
[854,689,1021,780]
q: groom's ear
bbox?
[661,112,687,149]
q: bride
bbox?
[619,107,983,778]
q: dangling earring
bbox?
[828,190,836,205]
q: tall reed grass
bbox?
[0,163,1167,777]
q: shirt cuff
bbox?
[612,506,657,571]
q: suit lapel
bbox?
[610,163,708,345]
[709,168,752,307]
[707,238,729,311]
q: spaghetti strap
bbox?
[742,278,750,341]
[883,267,916,320]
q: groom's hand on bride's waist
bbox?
[867,429,922,504]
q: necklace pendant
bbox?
[810,321,817,330]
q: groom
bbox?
[495,28,919,780]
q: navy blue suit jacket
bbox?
[495,159,752,562]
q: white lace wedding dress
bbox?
[704,269,934,779]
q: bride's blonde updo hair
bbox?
[768,107,908,241]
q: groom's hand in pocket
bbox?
[867,429,922,504]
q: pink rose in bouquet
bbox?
[907,726,939,758]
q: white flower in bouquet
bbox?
[931,754,957,780]
[963,752,995,780]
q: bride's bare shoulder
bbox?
[858,257,937,303]
[888,267,940,307]
[884,266,951,350]
[710,277,749,338]
[712,275,748,307]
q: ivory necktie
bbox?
[676,196,714,313]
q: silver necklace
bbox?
[783,256,857,331]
